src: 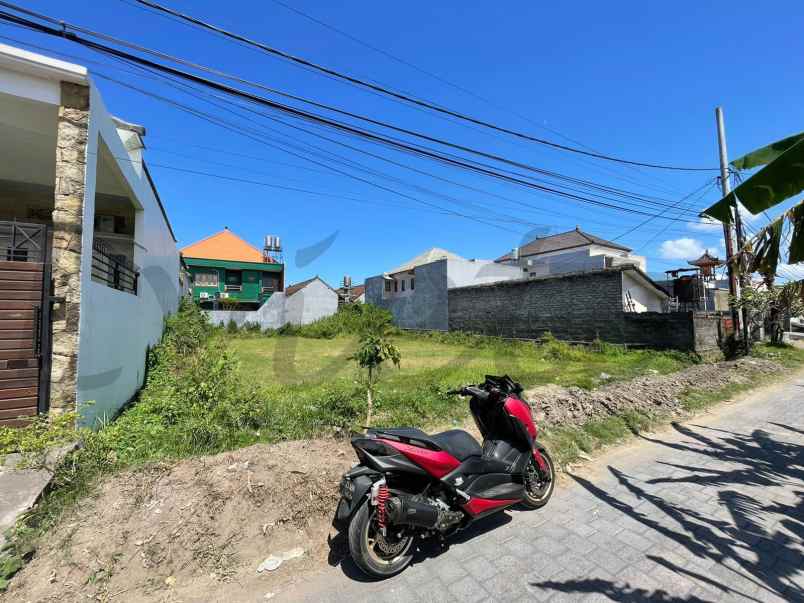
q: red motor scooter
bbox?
[333,375,554,578]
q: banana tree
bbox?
[702,131,804,340]
[703,131,804,270]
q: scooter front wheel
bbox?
[348,500,415,578]
[522,445,555,509]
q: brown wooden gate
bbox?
[0,221,51,427]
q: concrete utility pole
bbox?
[715,107,743,342]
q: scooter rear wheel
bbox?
[522,446,555,509]
[348,501,415,578]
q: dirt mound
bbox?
[5,439,354,602]
[526,357,784,426]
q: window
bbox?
[401,279,405,292]
[411,278,415,290]
[224,270,242,291]
[394,280,398,292]
[385,280,391,292]
[262,272,279,292]
[194,270,218,287]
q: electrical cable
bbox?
[127,0,719,172]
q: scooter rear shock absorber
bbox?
[376,483,389,529]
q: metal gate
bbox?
[0,220,52,427]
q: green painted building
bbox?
[181,228,284,308]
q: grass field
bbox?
[228,331,695,432]
[232,332,693,392]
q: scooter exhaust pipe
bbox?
[385,496,440,529]
[385,495,464,531]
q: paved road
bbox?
[289,374,804,602]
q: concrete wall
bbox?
[75,84,180,427]
[207,293,286,329]
[366,260,449,330]
[206,280,339,329]
[447,269,719,352]
[448,270,625,340]
[286,279,338,325]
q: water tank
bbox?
[674,276,699,303]
[264,235,274,250]
[274,236,282,251]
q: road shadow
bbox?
[327,509,511,582]
[531,421,803,601]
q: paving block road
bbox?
[287,373,804,602]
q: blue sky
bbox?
[3,1,803,285]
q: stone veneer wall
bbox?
[49,82,90,415]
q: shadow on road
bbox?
[532,421,803,601]
[328,509,512,582]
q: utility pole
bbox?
[715,107,744,346]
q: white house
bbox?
[0,43,180,427]
[284,277,339,325]
[496,227,648,276]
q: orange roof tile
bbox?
[181,228,266,263]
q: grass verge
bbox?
[539,342,804,469]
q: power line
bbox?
[612,179,717,242]
[0,9,704,225]
[263,0,699,200]
[127,0,718,172]
[0,31,693,240]
[0,7,704,215]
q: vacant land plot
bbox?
[229,332,694,433]
[232,333,693,389]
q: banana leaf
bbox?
[789,201,804,264]
[731,131,804,170]
[703,139,804,223]
[748,218,783,281]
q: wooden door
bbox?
[0,221,51,427]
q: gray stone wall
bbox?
[366,260,449,330]
[447,269,721,352]
[50,82,90,416]
[448,270,624,340]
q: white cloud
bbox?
[659,237,705,260]
[688,217,723,232]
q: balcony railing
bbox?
[91,238,139,295]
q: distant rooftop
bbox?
[181,228,277,264]
[386,247,465,274]
[496,227,631,262]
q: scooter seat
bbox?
[373,427,482,461]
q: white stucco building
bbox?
[0,43,180,427]
[496,227,648,276]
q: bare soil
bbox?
[525,357,784,427]
[4,357,788,602]
[4,440,354,602]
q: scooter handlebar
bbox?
[448,386,495,402]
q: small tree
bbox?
[350,306,400,430]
